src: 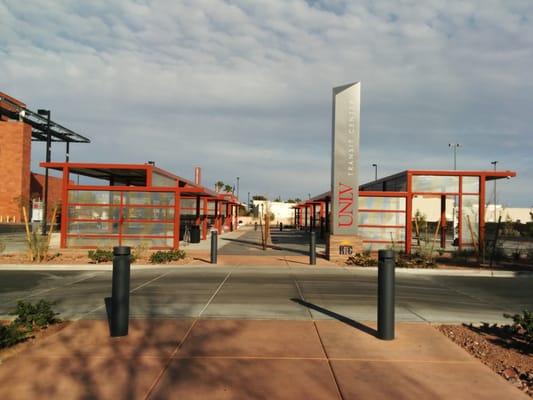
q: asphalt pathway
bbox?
[0,267,531,323]
[219,227,326,256]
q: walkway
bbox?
[0,319,527,399]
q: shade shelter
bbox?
[40,162,238,249]
[296,169,516,254]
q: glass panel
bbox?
[123,191,174,206]
[123,207,174,221]
[68,221,119,235]
[152,172,176,187]
[68,190,120,204]
[359,197,406,211]
[358,227,405,241]
[462,176,479,193]
[358,212,405,226]
[461,195,479,245]
[122,237,174,248]
[121,222,174,236]
[67,236,119,248]
[68,205,121,220]
[412,175,459,193]
[180,198,196,209]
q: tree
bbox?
[215,181,224,193]
[224,184,233,193]
[286,199,296,203]
[252,195,267,201]
[294,198,302,203]
[273,196,282,202]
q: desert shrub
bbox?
[27,232,50,262]
[0,323,26,348]
[88,249,113,263]
[131,242,149,263]
[345,252,377,267]
[149,249,186,264]
[12,300,61,331]
[396,252,436,268]
[504,310,533,344]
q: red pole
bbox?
[60,166,69,248]
[202,197,208,240]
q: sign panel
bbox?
[331,82,360,235]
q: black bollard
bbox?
[377,249,395,340]
[309,231,316,265]
[211,230,218,264]
[111,246,131,337]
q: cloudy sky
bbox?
[1,0,532,206]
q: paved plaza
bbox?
[1,228,531,399]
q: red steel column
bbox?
[60,166,69,248]
[202,197,208,240]
[458,176,463,250]
[174,189,181,249]
[405,172,413,254]
[479,176,486,254]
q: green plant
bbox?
[503,310,533,344]
[12,300,60,331]
[0,323,26,348]
[27,231,50,262]
[345,252,377,267]
[149,249,186,264]
[88,248,114,263]
[0,240,6,255]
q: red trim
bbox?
[406,171,412,253]
[458,176,463,250]
[359,224,405,229]
[60,166,70,248]
[479,176,486,254]
[359,209,405,213]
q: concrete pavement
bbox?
[0,267,531,323]
[0,319,528,399]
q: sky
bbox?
[1,0,532,207]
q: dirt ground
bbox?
[439,324,532,397]
[0,250,195,265]
[0,322,70,363]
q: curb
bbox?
[0,264,531,277]
[344,266,533,278]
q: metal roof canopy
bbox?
[0,92,90,143]
[40,162,222,198]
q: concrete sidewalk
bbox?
[0,319,527,399]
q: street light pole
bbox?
[448,143,461,170]
[38,109,51,235]
[491,161,498,223]
[236,177,240,200]
[372,163,378,181]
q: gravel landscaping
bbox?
[439,323,532,397]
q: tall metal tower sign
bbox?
[330,82,360,236]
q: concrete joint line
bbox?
[197,271,232,317]
[293,277,344,400]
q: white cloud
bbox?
[1,0,532,205]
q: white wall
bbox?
[252,200,295,225]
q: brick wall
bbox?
[30,173,66,216]
[0,121,31,222]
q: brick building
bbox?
[0,92,89,223]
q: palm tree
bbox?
[215,181,224,193]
